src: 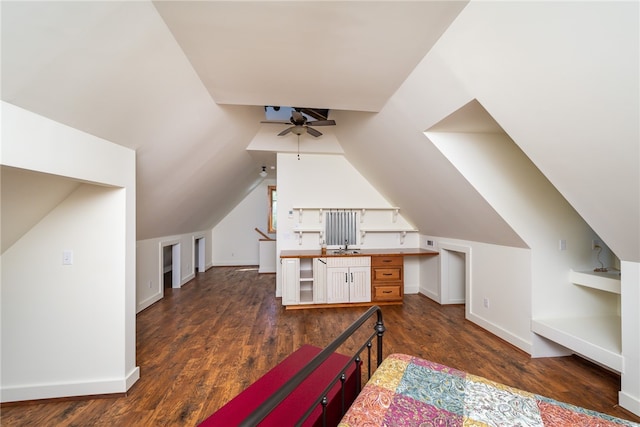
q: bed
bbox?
[205,306,638,427]
[340,353,637,426]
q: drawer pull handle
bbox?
[383,260,392,263]
[383,290,392,294]
[383,273,393,276]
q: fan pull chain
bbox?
[297,134,300,160]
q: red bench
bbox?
[199,345,360,426]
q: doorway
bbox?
[439,244,470,305]
[162,242,181,288]
[194,237,205,273]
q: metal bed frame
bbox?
[239,305,386,427]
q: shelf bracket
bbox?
[399,231,406,245]
[361,208,366,222]
[360,230,366,244]
[393,209,399,223]
[297,230,303,245]
[319,208,323,223]
[298,208,303,224]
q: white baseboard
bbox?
[404,282,420,294]
[419,289,440,303]
[467,311,532,355]
[1,367,140,403]
[181,273,195,285]
[137,292,163,313]
[212,260,258,267]
[619,391,640,418]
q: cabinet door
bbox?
[327,267,350,303]
[313,258,327,304]
[281,258,300,305]
[349,266,371,303]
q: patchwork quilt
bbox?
[339,353,639,427]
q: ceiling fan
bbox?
[261,108,336,137]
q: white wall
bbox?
[0,102,138,401]
[620,261,640,416]
[428,131,605,332]
[136,229,212,313]
[212,178,275,266]
[419,235,532,353]
[276,152,419,297]
[430,1,639,263]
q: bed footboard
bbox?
[240,305,385,426]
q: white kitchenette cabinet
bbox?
[313,258,328,303]
[281,257,300,306]
[326,257,371,303]
[282,257,328,305]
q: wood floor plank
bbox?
[1,266,638,426]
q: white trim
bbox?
[467,312,532,354]
[137,292,163,313]
[1,369,140,403]
[619,391,640,418]
[438,243,471,305]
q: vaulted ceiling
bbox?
[2,1,638,261]
[1,0,467,240]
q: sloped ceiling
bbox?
[2,1,636,261]
[153,1,465,111]
[1,0,468,240]
[1,166,81,253]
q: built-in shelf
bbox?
[532,315,622,371]
[292,207,401,223]
[300,289,313,303]
[292,226,417,245]
[293,228,324,245]
[360,228,417,244]
[570,269,621,294]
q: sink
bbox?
[332,249,360,255]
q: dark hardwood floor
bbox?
[2,266,639,426]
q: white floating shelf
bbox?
[292,228,324,245]
[570,269,621,294]
[292,207,402,223]
[359,228,417,245]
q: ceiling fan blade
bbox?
[307,120,336,126]
[261,120,293,125]
[306,127,322,137]
[278,127,294,136]
[298,108,328,121]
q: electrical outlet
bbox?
[483,297,490,308]
[426,239,434,247]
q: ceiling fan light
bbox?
[259,166,267,178]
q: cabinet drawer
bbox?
[372,256,403,267]
[372,267,402,281]
[327,256,371,268]
[373,285,402,301]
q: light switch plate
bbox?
[63,250,73,265]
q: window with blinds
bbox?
[325,210,358,246]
